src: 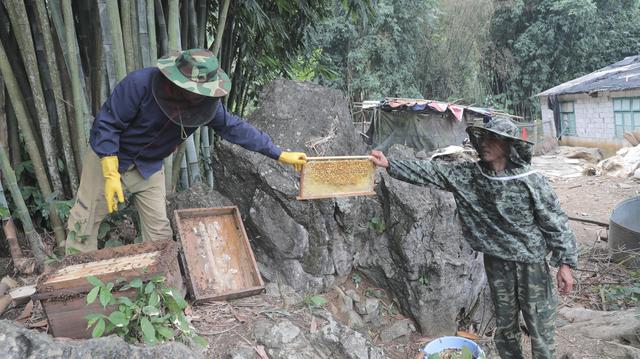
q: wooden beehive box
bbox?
[298,156,376,200]
[35,240,184,339]
[174,207,264,303]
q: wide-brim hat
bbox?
[465,117,535,166]
[157,49,231,97]
[154,49,231,127]
[465,117,534,145]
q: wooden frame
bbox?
[35,240,183,338]
[298,155,376,200]
[174,207,264,303]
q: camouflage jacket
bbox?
[387,156,577,268]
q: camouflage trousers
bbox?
[484,254,558,359]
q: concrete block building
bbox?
[537,55,640,154]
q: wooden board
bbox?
[298,156,376,200]
[174,207,264,303]
[35,240,184,338]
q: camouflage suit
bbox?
[386,118,577,359]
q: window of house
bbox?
[613,97,640,138]
[560,101,576,136]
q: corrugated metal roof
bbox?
[537,55,640,97]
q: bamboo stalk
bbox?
[105,0,127,81]
[147,0,157,61]
[130,0,142,69]
[211,0,231,57]
[187,0,197,48]
[119,0,135,73]
[154,0,168,56]
[6,100,21,166]
[49,0,91,158]
[179,150,189,189]
[200,127,214,187]
[98,0,117,91]
[180,0,188,50]
[0,146,46,269]
[196,0,207,47]
[0,40,66,251]
[0,74,6,155]
[33,0,79,194]
[171,143,187,190]
[185,135,200,185]
[6,0,65,196]
[61,0,88,161]
[167,0,180,51]
[137,0,152,67]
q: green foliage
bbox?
[364,287,384,298]
[352,272,362,288]
[368,217,386,234]
[303,294,328,309]
[419,275,429,286]
[485,0,640,117]
[599,281,640,310]
[85,275,206,347]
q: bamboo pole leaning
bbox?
[5,0,65,196]
[0,41,67,250]
[98,0,118,91]
[137,0,152,68]
[0,146,46,270]
[61,0,89,160]
[105,0,127,82]
[167,0,180,191]
[147,0,157,61]
[119,0,135,73]
[33,0,79,194]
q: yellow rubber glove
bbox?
[278,152,307,172]
[100,156,124,213]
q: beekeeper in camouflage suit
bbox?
[370,118,576,359]
[66,49,306,253]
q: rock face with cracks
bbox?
[210,79,487,336]
[0,319,201,359]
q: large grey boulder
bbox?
[0,320,201,359]
[211,79,487,336]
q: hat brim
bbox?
[465,126,535,145]
[157,53,231,98]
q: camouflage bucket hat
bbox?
[465,117,534,145]
[157,48,231,97]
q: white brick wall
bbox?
[539,89,640,140]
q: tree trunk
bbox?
[5,0,65,196]
[211,0,230,57]
[0,40,66,250]
[0,146,46,270]
[33,0,79,195]
[129,0,142,69]
[137,0,152,67]
[147,0,157,61]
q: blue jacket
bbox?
[90,67,282,179]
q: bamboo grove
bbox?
[0,0,337,268]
